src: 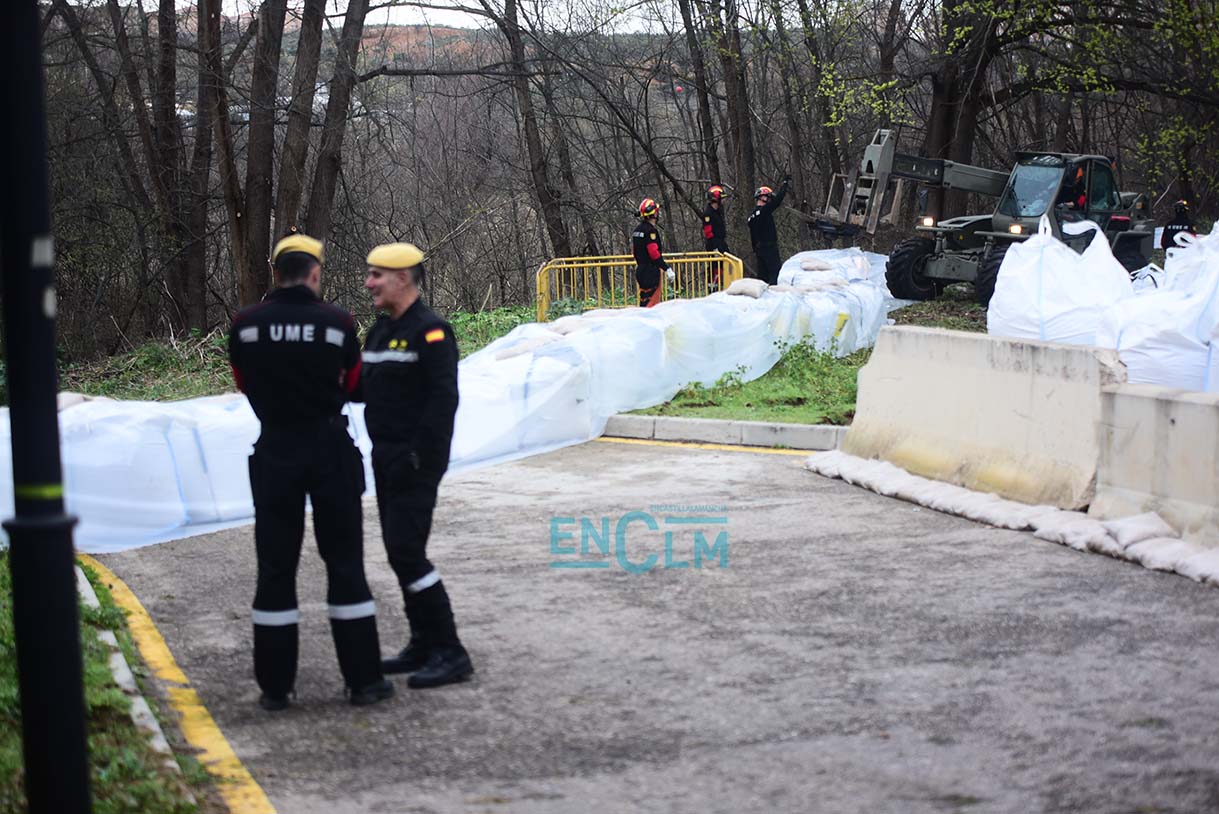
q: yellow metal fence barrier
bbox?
[535,252,744,322]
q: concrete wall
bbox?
[1090,384,1219,542]
[842,327,1126,509]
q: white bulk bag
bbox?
[987,217,1133,345]
[1094,227,1219,390]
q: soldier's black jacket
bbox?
[228,285,362,425]
[354,298,459,474]
[632,219,670,274]
[1161,211,1197,250]
[702,204,728,252]
[747,181,789,248]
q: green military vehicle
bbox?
[817,130,1155,307]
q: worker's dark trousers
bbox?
[754,244,782,285]
[249,422,382,697]
[372,444,461,650]
[636,265,662,308]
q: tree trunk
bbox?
[241,0,288,305]
[793,0,843,177]
[274,0,326,238]
[182,0,216,329]
[678,0,721,183]
[303,0,370,243]
[202,0,248,304]
[488,0,571,257]
[770,3,810,212]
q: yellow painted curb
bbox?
[595,436,812,456]
[79,554,276,814]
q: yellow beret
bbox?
[271,233,324,263]
[366,242,424,270]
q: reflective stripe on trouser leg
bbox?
[328,600,382,689]
[407,570,440,594]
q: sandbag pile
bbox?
[988,219,1219,391]
[806,449,1219,586]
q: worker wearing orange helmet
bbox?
[748,175,790,284]
[703,185,729,290]
[632,198,671,307]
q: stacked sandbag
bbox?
[1094,223,1219,391]
[987,217,1133,345]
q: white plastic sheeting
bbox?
[805,449,1219,587]
[1,249,894,553]
[988,219,1219,392]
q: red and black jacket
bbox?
[632,219,669,282]
[228,285,362,426]
[703,204,728,252]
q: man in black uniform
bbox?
[228,233,393,710]
[747,176,790,285]
[633,197,672,307]
[1161,199,1197,249]
[357,242,474,688]
[703,185,729,290]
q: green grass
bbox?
[58,330,232,403]
[0,554,206,813]
[632,341,872,425]
[46,304,538,403]
[890,284,988,333]
[449,304,535,357]
[628,288,990,426]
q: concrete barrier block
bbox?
[842,326,1126,509]
[652,417,742,445]
[604,415,656,440]
[1090,384,1219,544]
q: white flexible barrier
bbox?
[0,249,895,553]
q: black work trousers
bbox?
[754,244,782,285]
[249,420,382,696]
[636,265,661,308]
[372,443,461,651]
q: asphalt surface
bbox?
[99,439,1219,814]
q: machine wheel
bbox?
[975,244,1008,309]
[1113,240,1149,274]
[885,238,938,301]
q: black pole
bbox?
[0,2,93,813]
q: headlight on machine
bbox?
[1008,224,1023,235]
[921,217,935,227]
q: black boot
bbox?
[332,616,384,690]
[382,592,432,674]
[382,639,430,674]
[253,622,298,702]
[407,645,474,689]
[259,692,292,712]
[405,582,472,688]
[348,678,395,706]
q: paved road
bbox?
[100,439,1219,814]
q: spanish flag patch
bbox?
[425,328,446,344]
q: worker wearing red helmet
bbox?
[703,185,729,252]
[632,198,672,307]
[748,175,790,285]
[703,185,729,290]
